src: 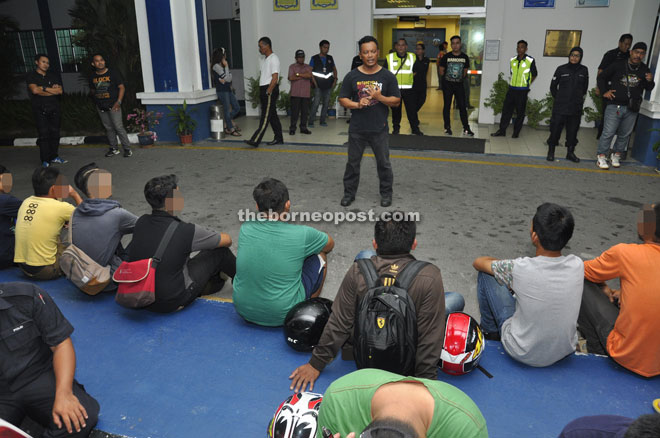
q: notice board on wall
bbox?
[393,28,447,59]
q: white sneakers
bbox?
[596,153,622,170]
[610,153,621,168]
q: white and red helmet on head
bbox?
[268,392,323,438]
[439,312,485,376]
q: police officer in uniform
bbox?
[0,282,99,438]
[386,38,422,135]
[491,40,538,138]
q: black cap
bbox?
[295,49,305,58]
[632,42,647,52]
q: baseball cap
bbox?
[295,49,305,58]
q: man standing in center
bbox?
[491,40,538,139]
[439,35,474,136]
[245,37,283,147]
[287,49,313,135]
[338,36,401,208]
[386,38,422,136]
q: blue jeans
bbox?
[309,87,331,125]
[477,272,516,333]
[217,91,240,130]
[354,250,465,313]
[596,104,637,155]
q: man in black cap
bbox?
[287,49,313,135]
[596,42,654,170]
[0,282,100,437]
[546,47,589,162]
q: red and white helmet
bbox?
[439,312,485,376]
[267,392,323,438]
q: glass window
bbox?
[8,29,86,73]
[375,0,426,8]
[432,0,484,6]
[375,0,484,8]
[56,29,87,73]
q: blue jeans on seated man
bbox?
[354,250,465,313]
[302,254,326,298]
[477,271,516,335]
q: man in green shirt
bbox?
[233,178,334,326]
[318,369,488,438]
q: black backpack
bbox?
[354,259,428,376]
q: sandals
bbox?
[225,128,241,137]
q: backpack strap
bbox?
[356,258,379,290]
[395,260,430,290]
[152,221,179,268]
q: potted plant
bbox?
[649,129,660,172]
[246,76,261,109]
[126,108,163,147]
[525,92,553,129]
[327,81,343,118]
[583,87,604,129]
[167,100,197,145]
[276,90,291,115]
[483,72,509,116]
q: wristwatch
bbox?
[296,73,300,77]
[117,100,122,104]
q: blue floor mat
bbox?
[1,269,657,438]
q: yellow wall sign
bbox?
[274,0,300,11]
[311,0,338,9]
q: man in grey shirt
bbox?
[472,203,584,367]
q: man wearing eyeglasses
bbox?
[317,369,487,438]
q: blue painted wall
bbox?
[632,114,660,168]
[195,0,210,90]
[148,101,213,143]
[146,0,178,92]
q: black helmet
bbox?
[284,298,333,352]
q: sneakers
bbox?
[105,148,120,157]
[41,161,50,168]
[463,128,475,137]
[597,155,609,169]
[123,149,133,157]
[50,156,68,164]
[610,153,621,168]
[444,128,453,135]
[320,122,328,127]
[308,122,315,128]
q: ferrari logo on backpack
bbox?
[377,317,386,329]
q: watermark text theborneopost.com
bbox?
[237,209,420,225]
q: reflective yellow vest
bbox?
[509,55,535,88]
[388,52,415,89]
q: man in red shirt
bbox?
[287,50,313,136]
[578,203,660,377]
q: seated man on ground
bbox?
[14,167,83,280]
[1,165,22,269]
[71,163,137,281]
[233,178,334,326]
[473,202,584,367]
[128,174,236,313]
[559,413,660,438]
[317,368,488,438]
[0,282,100,438]
[289,215,465,392]
[578,203,660,377]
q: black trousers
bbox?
[442,81,469,130]
[414,87,427,113]
[391,89,419,131]
[547,113,581,148]
[249,85,282,144]
[148,247,236,313]
[289,96,310,131]
[499,88,529,135]
[33,105,61,163]
[343,130,392,198]
[577,280,619,355]
[0,371,99,438]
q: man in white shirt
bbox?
[245,36,283,147]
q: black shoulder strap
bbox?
[357,258,379,290]
[152,221,179,268]
[395,260,430,290]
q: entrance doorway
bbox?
[373,15,485,134]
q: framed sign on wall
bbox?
[543,30,582,57]
[274,0,300,11]
[311,0,338,9]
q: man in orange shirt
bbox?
[578,203,660,377]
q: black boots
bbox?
[546,145,555,161]
[566,145,580,163]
